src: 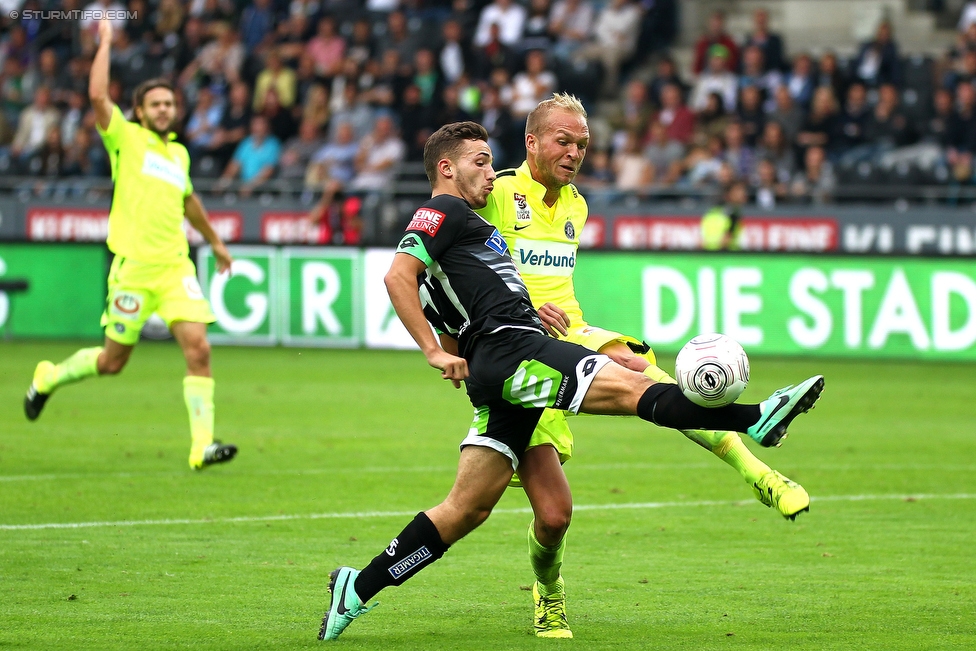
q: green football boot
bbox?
[746,376,824,447]
[318,567,376,641]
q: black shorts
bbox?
[459,327,611,470]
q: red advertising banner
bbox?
[184,211,243,244]
[613,216,838,251]
[579,215,606,249]
[26,208,109,241]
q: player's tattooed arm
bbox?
[386,252,468,387]
[89,19,114,131]
[538,302,570,337]
[185,193,233,273]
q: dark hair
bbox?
[422,121,489,185]
[132,78,175,112]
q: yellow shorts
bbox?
[100,255,215,346]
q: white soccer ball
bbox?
[674,333,750,407]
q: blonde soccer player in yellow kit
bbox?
[23,19,236,470]
[476,93,810,638]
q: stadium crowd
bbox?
[0,0,973,213]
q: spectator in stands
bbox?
[755,120,796,182]
[254,50,298,112]
[574,148,614,189]
[647,54,687,108]
[573,0,642,98]
[835,82,871,157]
[790,145,835,204]
[605,79,654,152]
[815,51,848,105]
[796,86,839,158]
[28,126,65,183]
[170,17,207,76]
[684,140,730,189]
[753,157,788,208]
[385,10,421,64]
[307,16,347,79]
[279,118,325,182]
[60,91,86,149]
[942,48,976,90]
[785,53,816,110]
[864,83,914,150]
[185,86,225,158]
[439,19,471,85]
[946,81,976,181]
[739,45,782,112]
[295,53,327,110]
[23,49,61,105]
[480,85,517,167]
[301,83,331,133]
[434,84,474,125]
[398,84,437,161]
[261,88,299,143]
[54,57,90,106]
[612,129,654,193]
[853,20,901,88]
[348,113,406,192]
[346,18,377,68]
[10,86,60,163]
[742,8,785,73]
[330,83,375,140]
[690,45,738,113]
[769,85,803,145]
[921,87,955,147]
[655,82,695,145]
[155,0,187,40]
[275,14,311,68]
[211,80,251,167]
[307,120,361,223]
[240,0,276,52]
[693,10,739,75]
[692,91,732,148]
[737,85,765,146]
[218,114,282,195]
[473,23,519,79]
[474,0,527,49]
[959,1,976,32]
[510,50,557,119]
[723,120,757,181]
[413,49,445,111]
[179,22,244,96]
[360,51,407,111]
[62,127,98,179]
[547,0,593,60]
[643,120,685,184]
[520,0,554,53]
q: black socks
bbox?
[637,383,761,433]
[354,512,450,602]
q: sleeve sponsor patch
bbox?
[407,208,446,236]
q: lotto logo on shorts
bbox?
[388,546,432,580]
[407,209,445,236]
[110,291,143,318]
[183,276,204,300]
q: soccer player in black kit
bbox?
[318,122,825,641]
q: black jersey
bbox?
[396,194,545,355]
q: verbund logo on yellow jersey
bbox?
[141,151,186,192]
[513,239,577,277]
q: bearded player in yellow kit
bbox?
[475,93,810,638]
[23,18,237,470]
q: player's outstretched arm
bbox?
[89,18,115,131]
[185,193,233,273]
[385,253,468,386]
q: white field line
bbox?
[1,493,974,532]
[2,463,973,483]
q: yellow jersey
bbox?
[97,105,193,263]
[476,161,588,325]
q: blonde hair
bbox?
[525,92,587,137]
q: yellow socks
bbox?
[528,520,566,592]
[184,376,215,469]
[36,347,103,393]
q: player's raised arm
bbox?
[385,252,468,385]
[184,193,233,274]
[89,18,114,131]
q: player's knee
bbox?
[98,354,128,375]
[185,338,211,371]
[536,508,572,542]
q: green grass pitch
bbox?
[1,341,974,650]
